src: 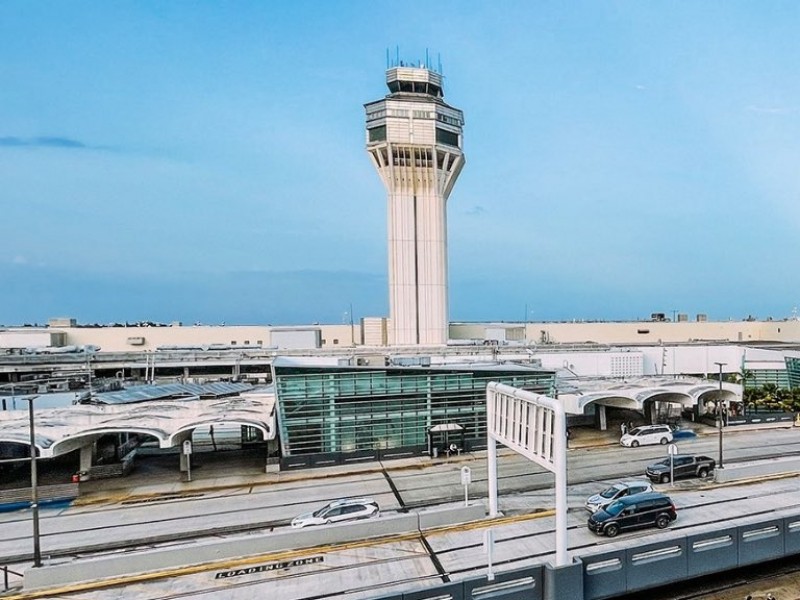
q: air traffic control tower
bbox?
[365,62,465,346]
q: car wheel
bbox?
[631,440,640,448]
[660,474,670,484]
[655,515,670,529]
[698,467,709,478]
[660,437,669,445]
[604,523,619,538]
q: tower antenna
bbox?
[438,53,442,74]
[386,47,390,69]
[425,48,429,69]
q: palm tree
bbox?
[735,368,753,390]
[735,369,754,414]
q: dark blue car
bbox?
[670,427,697,440]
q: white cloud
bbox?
[745,105,798,115]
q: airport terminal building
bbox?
[272,359,555,469]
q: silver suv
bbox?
[585,480,654,513]
[291,498,380,528]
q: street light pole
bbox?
[714,361,726,469]
[26,397,42,567]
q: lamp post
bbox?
[714,361,726,469]
[26,396,42,567]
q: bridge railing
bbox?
[363,509,800,600]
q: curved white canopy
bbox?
[0,391,275,458]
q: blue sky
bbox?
[2,2,800,326]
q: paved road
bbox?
[2,426,798,568]
[22,475,800,600]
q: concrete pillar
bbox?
[544,561,583,600]
[179,452,189,472]
[79,444,92,472]
[598,405,607,431]
[649,402,657,424]
[183,367,189,384]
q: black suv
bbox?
[587,492,677,537]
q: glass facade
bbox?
[749,369,789,389]
[274,365,555,458]
[785,357,800,389]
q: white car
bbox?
[585,480,654,513]
[290,498,380,528]
[620,424,673,447]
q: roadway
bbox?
[2,426,800,598]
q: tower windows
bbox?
[368,125,387,142]
[436,128,459,148]
[436,113,462,126]
[390,147,433,167]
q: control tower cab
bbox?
[365,64,465,346]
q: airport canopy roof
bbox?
[0,385,276,457]
[556,375,740,414]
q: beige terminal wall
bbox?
[21,319,800,352]
[449,320,800,345]
[59,324,363,352]
[62,326,272,352]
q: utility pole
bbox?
[714,362,727,469]
[27,397,42,567]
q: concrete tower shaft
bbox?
[365,66,465,346]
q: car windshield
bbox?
[600,485,624,499]
[312,504,333,517]
[628,427,644,436]
[605,500,625,516]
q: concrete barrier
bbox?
[417,503,485,529]
[23,507,484,591]
[714,457,800,483]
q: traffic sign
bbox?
[461,466,472,485]
[668,444,678,456]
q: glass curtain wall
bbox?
[274,366,555,457]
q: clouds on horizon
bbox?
[0,136,89,149]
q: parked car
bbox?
[587,492,677,537]
[291,498,380,528]
[645,455,715,483]
[620,424,673,448]
[585,480,654,513]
